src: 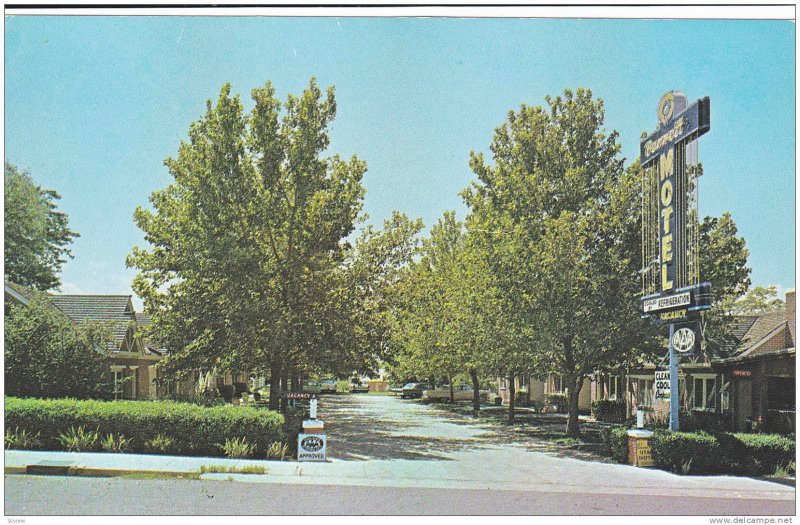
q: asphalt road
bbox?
[5,474,795,515]
[4,394,796,515]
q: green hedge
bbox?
[601,425,794,476]
[650,430,794,476]
[5,397,285,458]
[600,425,630,463]
[591,400,627,423]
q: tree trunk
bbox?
[470,369,481,414]
[449,377,455,403]
[565,376,583,437]
[268,358,282,410]
[279,368,290,413]
[508,373,516,423]
[291,370,300,392]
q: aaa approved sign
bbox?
[297,433,327,462]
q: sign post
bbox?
[668,324,679,431]
[640,92,712,432]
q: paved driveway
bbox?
[310,393,794,513]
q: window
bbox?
[112,370,123,400]
[608,376,623,401]
[692,376,716,410]
[768,377,795,410]
[636,378,654,407]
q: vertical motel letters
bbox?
[659,147,674,291]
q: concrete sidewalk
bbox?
[5,448,795,503]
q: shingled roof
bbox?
[735,310,788,353]
[48,294,137,352]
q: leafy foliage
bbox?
[5,427,42,450]
[735,285,784,314]
[220,437,257,459]
[5,396,285,458]
[649,430,795,476]
[4,162,79,291]
[143,434,176,454]
[464,89,659,434]
[5,294,112,399]
[698,213,752,358]
[128,80,416,408]
[100,433,133,453]
[58,426,100,452]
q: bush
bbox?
[5,296,112,400]
[101,433,132,453]
[544,393,567,413]
[651,430,720,474]
[220,437,256,459]
[591,400,627,423]
[600,425,630,463]
[650,431,795,476]
[266,441,289,460]
[727,433,795,475]
[5,427,42,450]
[5,396,285,458]
[143,434,176,454]
[58,426,100,452]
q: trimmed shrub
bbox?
[591,400,627,423]
[544,393,568,414]
[5,396,285,459]
[728,433,795,476]
[600,425,631,463]
[651,431,794,476]
[651,430,720,474]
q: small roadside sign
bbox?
[297,433,327,462]
[285,392,315,399]
[655,370,670,400]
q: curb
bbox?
[6,465,195,478]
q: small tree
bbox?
[5,294,112,399]
[735,285,783,314]
[4,162,79,291]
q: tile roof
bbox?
[48,294,135,351]
[736,310,787,353]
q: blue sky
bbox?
[5,16,795,308]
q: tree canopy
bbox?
[128,80,419,409]
[5,293,112,399]
[4,162,79,291]
[462,89,658,433]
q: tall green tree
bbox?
[5,294,112,399]
[465,89,656,435]
[4,162,79,290]
[699,212,752,357]
[128,80,367,409]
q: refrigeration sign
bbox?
[642,291,691,313]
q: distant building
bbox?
[5,281,162,400]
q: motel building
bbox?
[592,291,795,434]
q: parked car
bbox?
[320,379,338,394]
[401,382,430,399]
[422,384,489,402]
[350,381,370,393]
[302,381,322,395]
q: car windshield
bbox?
[403,383,416,388]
